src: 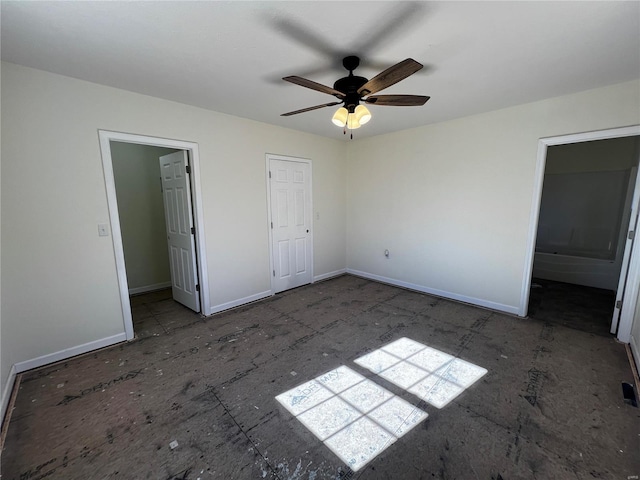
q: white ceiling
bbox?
[2,1,639,140]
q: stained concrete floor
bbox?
[2,275,639,479]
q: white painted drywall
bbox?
[346,80,640,313]
[0,79,9,419]
[0,62,346,378]
[111,142,176,292]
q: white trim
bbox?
[313,269,347,283]
[265,154,314,295]
[612,166,640,333]
[347,269,520,315]
[14,333,126,374]
[98,130,211,341]
[1,365,17,426]
[630,334,640,373]
[129,281,172,296]
[617,227,640,343]
[209,290,273,315]
[520,125,640,318]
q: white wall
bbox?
[0,65,10,419]
[346,80,640,314]
[111,142,176,292]
[0,62,346,381]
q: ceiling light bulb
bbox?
[332,107,348,127]
[354,105,371,125]
[346,114,361,129]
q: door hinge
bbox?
[273,270,275,277]
[196,284,200,292]
[186,164,191,174]
[629,230,635,240]
[271,221,273,229]
[616,300,623,309]
[159,176,163,193]
[191,227,195,235]
[269,171,272,179]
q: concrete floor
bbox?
[2,275,639,479]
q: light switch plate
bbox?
[98,223,109,237]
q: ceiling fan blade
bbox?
[365,95,430,106]
[281,101,342,117]
[283,76,345,98]
[357,58,423,96]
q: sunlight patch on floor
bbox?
[355,337,488,408]
[275,365,427,471]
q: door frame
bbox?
[611,165,640,334]
[265,153,314,295]
[520,125,640,343]
[98,130,210,340]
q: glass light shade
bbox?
[331,107,348,127]
[354,105,372,125]
[346,114,361,129]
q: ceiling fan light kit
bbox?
[282,55,430,138]
[331,107,349,127]
[331,104,371,129]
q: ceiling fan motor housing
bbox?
[334,75,368,112]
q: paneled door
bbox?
[159,151,200,312]
[268,157,313,293]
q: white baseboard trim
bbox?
[346,269,521,316]
[14,333,127,374]
[1,364,17,426]
[129,281,171,296]
[314,269,347,283]
[209,290,273,315]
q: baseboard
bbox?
[14,333,127,374]
[346,269,521,316]
[129,281,171,296]
[1,364,17,429]
[313,269,347,283]
[209,290,273,315]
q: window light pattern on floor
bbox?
[275,365,427,471]
[355,337,487,409]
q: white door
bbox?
[268,157,313,293]
[160,151,200,312]
[611,167,640,333]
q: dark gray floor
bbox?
[528,278,616,337]
[2,275,638,479]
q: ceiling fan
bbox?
[281,55,430,135]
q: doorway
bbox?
[266,154,313,294]
[521,126,640,344]
[99,131,210,340]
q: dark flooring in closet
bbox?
[130,287,203,338]
[2,275,638,479]
[528,278,616,337]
